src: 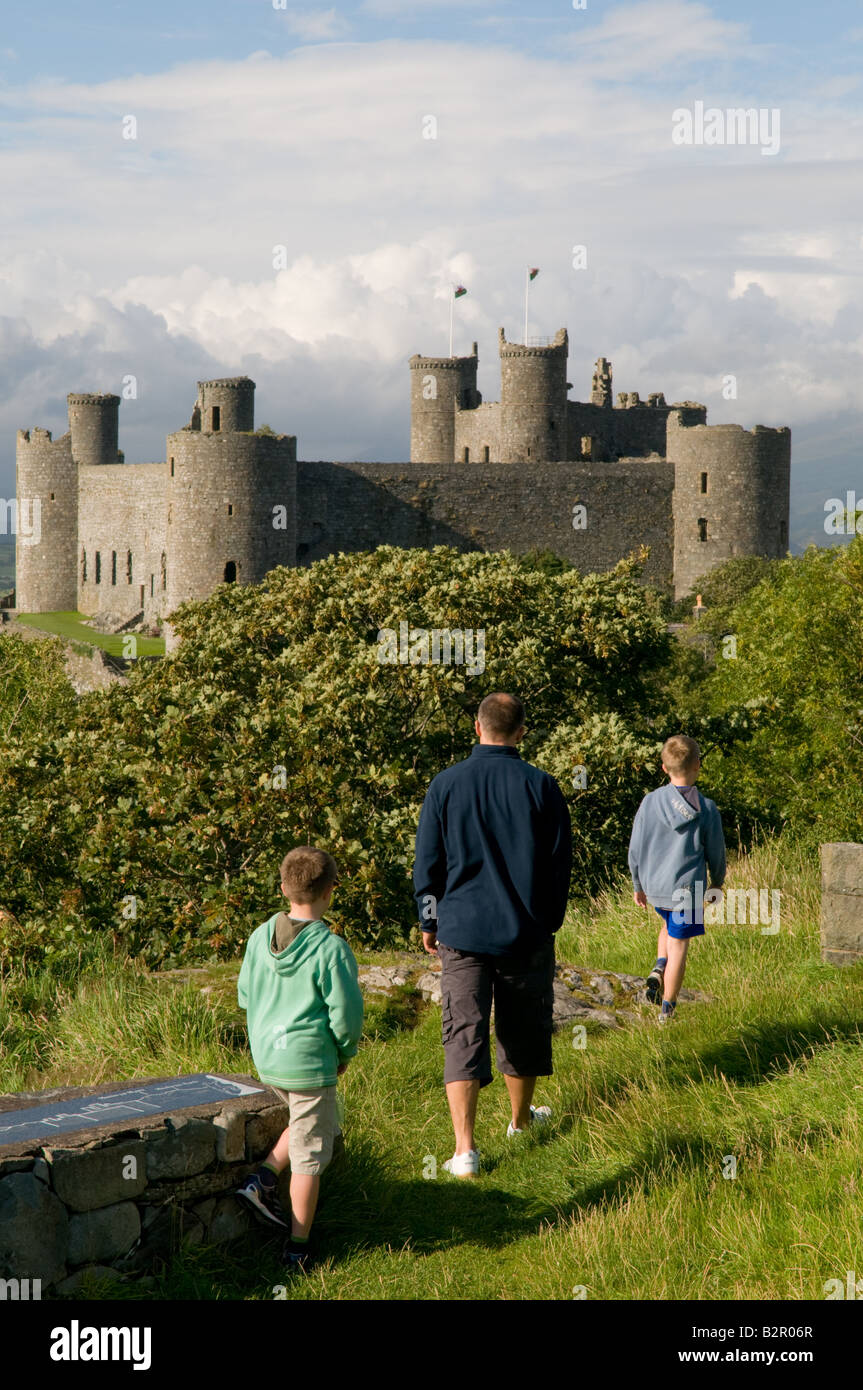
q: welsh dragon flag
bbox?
[454,285,467,298]
[528,267,539,280]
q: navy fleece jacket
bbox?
[412,744,572,955]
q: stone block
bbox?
[0,1159,33,1180]
[67,1202,141,1266]
[55,1264,125,1296]
[245,1105,291,1162]
[118,1204,204,1272]
[47,1140,147,1212]
[209,1195,252,1244]
[820,891,863,959]
[145,1116,216,1181]
[0,1172,68,1286]
[32,1158,50,1185]
[190,1198,216,1230]
[821,842,863,895]
[214,1107,246,1163]
[143,1162,248,1205]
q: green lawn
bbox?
[15,610,165,657]
[2,836,862,1301]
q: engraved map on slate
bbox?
[0,1074,266,1147]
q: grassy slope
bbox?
[1,837,862,1301]
[15,610,165,656]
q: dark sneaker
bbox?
[236,1170,290,1229]
[645,968,664,1005]
[282,1241,314,1275]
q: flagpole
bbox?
[524,267,529,345]
[449,288,454,358]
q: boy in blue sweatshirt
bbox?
[236,846,364,1272]
[628,735,725,1025]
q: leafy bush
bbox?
[0,546,679,966]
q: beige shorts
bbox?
[270,1085,339,1176]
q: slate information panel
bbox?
[0,1074,266,1147]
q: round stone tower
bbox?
[669,413,791,598]
[67,392,120,467]
[15,425,78,612]
[409,346,479,463]
[196,377,256,434]
[498,327,569,463]
[164,378,296,646]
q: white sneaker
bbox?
[506,1105,552,1137]
[442,1149,480,1179]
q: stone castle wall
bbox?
[669,415,792,597]
[296,457,675,589]
[452,402,501,463]
[77,463,167,624]
[15,430,78,613]
[164,430,297,618]
[498,328,569,463]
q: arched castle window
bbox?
[161,553,167,590]
[111,551,117,586]
[224,561,237,583]
[700,472,708,494]
[95,552,101,584]
[212,406,221,432]
[697,518,708,542]
[127,551,133,583]
[81,549,87,583]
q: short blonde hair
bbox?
[661,735,701,777]
[280,846,338,902]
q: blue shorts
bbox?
[655,906,705,940]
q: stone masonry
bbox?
[820,843,863,965]
[0,1074,294,1296]
[14,329,792,641]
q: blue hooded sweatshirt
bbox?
[628,783,726,910]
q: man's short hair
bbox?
[477,692,525,739]
[661,735,701,777]
[280,846,339,902]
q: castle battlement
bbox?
[14,326,791,636]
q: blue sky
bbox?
[1,0,862,548]
[3,0,863,79]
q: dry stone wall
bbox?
[0,1074,290,1296]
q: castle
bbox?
[15,327,791,645]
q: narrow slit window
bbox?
[700,472,708,494]
[95,552,101,584]
[127,550,133,583]
[212,406,221,432]
[111,551,117,585]
[483,446,490,463]
[161,552,167,590]
[224,561,237,583]
[81,549,87,583]
[463,448,469,463]
[697,517,708,542]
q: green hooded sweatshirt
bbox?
[237,914,364,1090]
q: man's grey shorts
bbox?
[437,938,556,1087]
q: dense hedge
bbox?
[0,547,684,966]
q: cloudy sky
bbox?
[1,0,862,548]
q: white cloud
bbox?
[0,9,861,547]
[278,7,351,42]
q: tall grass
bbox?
[2,835,862,1300]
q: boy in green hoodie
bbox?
[236,846,364,1273]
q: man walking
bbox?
[413,692,572,1177]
